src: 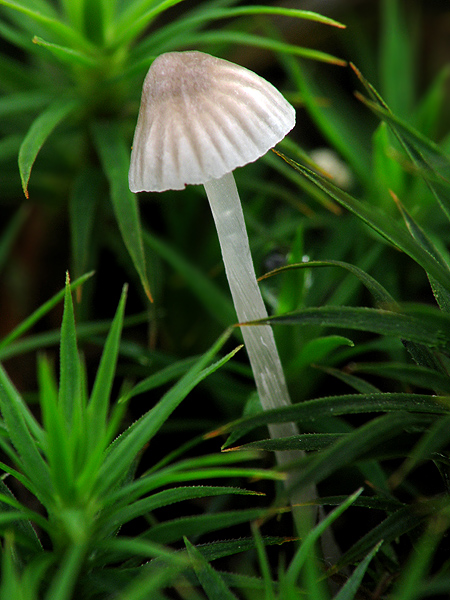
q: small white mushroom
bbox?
[129,52,312,507]
[129,51,295,192]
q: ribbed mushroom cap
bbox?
[129,51,295,192]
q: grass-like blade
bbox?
[392,516,448,600]
[104,450,281,508]
[390,413,450,489]
[112,0,184,47]
[119,356,199,404]
[333,541,382,600]
[248,305,450,353]
[204,6,345,28]
[0,90,52,118]
[352,64,450,220]
[38,353,75,503]
[191,30,346,66]
[285,412,427,495]
[379,0,415,119]
[275,151,450,293]
[90,329,236,497]
[59,273,82,429]
[211,392,449,443]
[250,522,276,600]
[43,542,87,600]
[360,94,450,218]
[393,193,450,312]
[59,0,84,31]
[0,310,145,361]
[337,496,446,568]
[186,536,294,565]
[0,480,42,554]
[32,36,97,67]
[18,96,79,198]
[228,433,344,453]
[280,56,372,188]
[185,537,239,600]
[0,0,95,51]
[92,120,152,302]
[86,284,127,449]
[317,365,381,394]
[95,536,187,566]
[0,364,53,504]
[0,271,93,352]
[146,507,273,545]
[104,486,263,534]
[286,489,363,586]
[260,259,396,307]
[349,362,450,394]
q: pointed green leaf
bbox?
[18,97,79,198]
[394,194,450,312]
[32,36,97,67]
[0,90,52,118]
[90,329,236,496]
[204,6,346,29]
[104,485,263,533]
[185,537,239,600]
[96,536,187,566]
[392,516,447,600]
[275,151,450,293]
[0,364,52,503]
[250,305,450,353]
[359,93,450,219]
[113,0,184,47]
[59,273,82,429]
[0,0,95,51]
[0,271,94,356]
[92,120,152,302]
[38,353,75,501]
[260,259,396,306]
[147,507,271,545]
[0,480,42,553]
[87,284,127,440]
[352,64,450,221]
[285,413,427,495]
[415,64,450,138]
[333,542,382,600]
[317,365,381,394]
[214,392,449,443]
[379,0,416,118]
[120,355,199,404]
[390,413,450,487]
[228,433,344,453]
[338,496,446,568]
[286,489,363,585]
[350,362,450,394]
[104,450,280,508]
[192,30,346,66]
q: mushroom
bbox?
[129,51,309,495]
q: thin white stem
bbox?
[203,172,315,510]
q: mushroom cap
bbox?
[129,51,295,192]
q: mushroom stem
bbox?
[204,173,291,415]
[204,172,314,510]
